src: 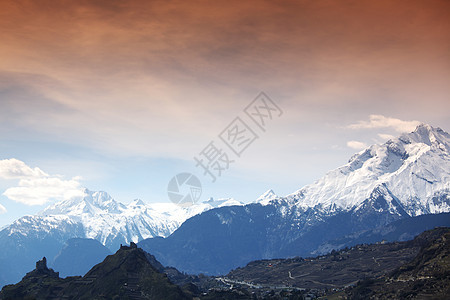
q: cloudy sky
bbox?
[1,0,449,226]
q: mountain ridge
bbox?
[138,124,450,275]
[0,191,244,287]
[284,123,449,214]
[4,189,245,251]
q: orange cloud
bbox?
[0,0,449,158]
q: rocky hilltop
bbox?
[0,243,187,300]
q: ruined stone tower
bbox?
[36,257,47,271]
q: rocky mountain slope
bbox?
[226,227,449,291]
[345,228,450,299]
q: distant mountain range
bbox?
[0,191,242,287]
[138,124,450,274]
[0,123,449,288]
[39,190,243,250]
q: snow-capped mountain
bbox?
[255,189,278,205]
[3,189,244,251]
[0,191,244,286]
[283,124,450,215]
[138,124,450,275]
[203,197,243,208]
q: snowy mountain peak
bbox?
[256,189,278,205]
[40,189,125,216]
[202,197,243,208]
[88,190,112,204]
[31,189,246,250]
[287,124,450,215]
[400,123,450,149]
[129,199,146,207]
[86,190,125,213]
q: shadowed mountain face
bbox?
[138,202,404,275]
[313,212,450,255]
[51,238,111,278]
[0,244,188,300]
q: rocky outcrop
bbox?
[24,257,59,280]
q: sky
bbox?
[0,0,449,227]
